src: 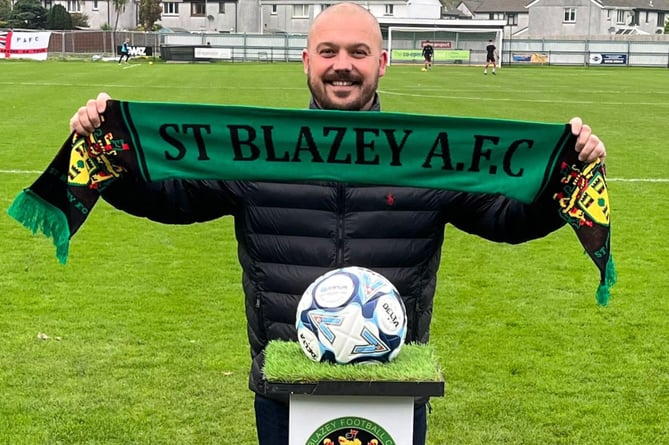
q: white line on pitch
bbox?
[0,81,305,90]
[378,90,669,107]
[0,170,43,174]
[607,178,669,183]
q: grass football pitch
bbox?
[1,60,668,444]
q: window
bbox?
[67,0,81,12]
[506,13,517,26]
[163,2,179,15]
[616,10,625,24]
[192,1,206,16]
[489,13,503,20]
[43,0,52,8]
[563,8,576,23]
[645,11,649,23]
[293,4,308,18]
[93,0,99,10]
[219,2,225,13]
[657,12,665,27]
[384,4,393,16]
[271,4,278,15]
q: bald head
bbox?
[307,3,383,51]
[302,2,387,111]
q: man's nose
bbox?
[332,52,353,71]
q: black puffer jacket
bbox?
[101,99,565,402]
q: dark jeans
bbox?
[254,394,427,445]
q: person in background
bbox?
[118,38,130,64]
[422,39,434,71]
[484,39,498,75]
[70,3,606,444]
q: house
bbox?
[40,0,135,30]
[38,0,667,36]
[258,0,443,35]
[42,0,442,33]
[140,0,253,33]
[525,0,669,36]
[455,0,530,35]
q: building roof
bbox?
[442,9,472,18]
[526,0,669,11]
[473,0,530,13]
[457,0,484,14]
[597,0,669,10]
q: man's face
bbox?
[302,8,387,111]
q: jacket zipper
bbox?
[335,183,345,266]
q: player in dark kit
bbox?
[484,39,497,75]
[422,40,434,71]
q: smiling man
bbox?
[68,4,607,445]
[302,3,387,111]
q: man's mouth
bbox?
[326,79,359,87]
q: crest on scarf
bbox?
[68,131,129,189]
[553,158,615,305]
[555,159,609,229]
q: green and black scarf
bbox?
[7,100,616,305]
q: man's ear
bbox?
[378,50,389,77]
[302,49,310,75]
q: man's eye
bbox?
[319,49,336,57]
[352,50,369,58]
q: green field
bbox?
[1,60,668,444]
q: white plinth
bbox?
[289,394,413,445]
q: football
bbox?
[295,266,407,364]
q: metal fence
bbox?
[48,30,161,58]
[45,30,669,68]
[503,38,669,68]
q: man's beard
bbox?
[307,72,378,111]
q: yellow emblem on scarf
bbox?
[67,133,125,188]
[556,159,610,228]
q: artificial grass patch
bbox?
[263,341,443,384]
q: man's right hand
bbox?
[69,92,112,135]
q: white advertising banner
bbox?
[194,47,232,60]
[1,31,52,60]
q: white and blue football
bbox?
[295,266,407,364]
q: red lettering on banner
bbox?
[1,31,51,59]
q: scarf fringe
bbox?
[7,189,70,264]
[596,255,617,306]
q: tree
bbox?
[70,12,89,28]
[138,0,162,31]
[110,0,129,31]
[0,0,12,23]
[7,0,47,29]
[46,4,72,29]
[110,0,129,57]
